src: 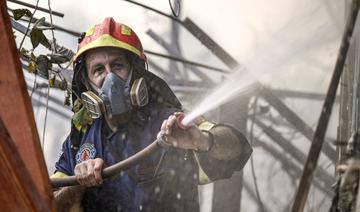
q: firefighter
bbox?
[53,17,252,212]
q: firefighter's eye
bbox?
[112,63,124,70]
[93,66,104,76]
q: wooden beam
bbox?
[0,118,48,211]
[182,18,239,69]
[256,140,333,196]
[253,118,334,187]
[0,1,55,211]
[260,87,337,163]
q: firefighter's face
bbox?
[85,47,131,88]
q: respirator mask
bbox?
[81,69,148,119]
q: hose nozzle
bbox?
[176,114,192,130]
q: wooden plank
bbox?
[0,1,55,211]
[0,118,46,211]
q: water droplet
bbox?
[177,192,181,199]
[170,169,175,176]
[154,186,160,194]
[121,133,127,140]
[139,205,143,211]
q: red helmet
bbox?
[71,17,181,110]
[74,17,145,63]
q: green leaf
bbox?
[19,48,29,59]
[64,90,71,106]
[12,9,32,20]
[73,98,83,113]
[33,17,45,28]
[64,95,71,106]
[28,60,37,73]
[72,106,93,133]
[49,53,70,64]
[59,79,68,90]
[36,55,50,79]
[30,52,37,61]
[49,75,56,87]
[30,28,51,49]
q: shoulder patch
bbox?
[76,143,96,164]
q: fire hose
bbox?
[50,114,190,188]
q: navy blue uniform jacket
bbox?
[55,105,251,212]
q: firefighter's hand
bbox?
[74,158,104,187]
[160,112,211,151]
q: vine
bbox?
[10,2,77,149]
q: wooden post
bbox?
[0,1,55,211]
[337,24,355,165]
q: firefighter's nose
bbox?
[104,65,112,74]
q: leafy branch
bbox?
[16,0,40,50]
[11,2,93,137]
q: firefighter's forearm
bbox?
[203,125,249,161]
[54,185,85,212]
